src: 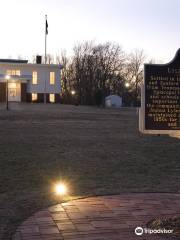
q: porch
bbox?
[0,74,31,102]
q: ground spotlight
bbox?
[54,182,67,196]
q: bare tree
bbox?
[46,54,54,64]
[70,41,126,105]
[56,51,76,103]
[125,49,145,106]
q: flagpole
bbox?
[45,14,47,64]
[44,14,47,104]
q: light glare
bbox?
[55,183,67,195]
[125,82,130,88]
[71,90,75,95]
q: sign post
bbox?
[139,49,180,135]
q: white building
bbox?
[105,95,122,108]
[0,57,62,103]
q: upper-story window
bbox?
[6,70,21,76]
[32,71,38,84]
[50,72,55,85]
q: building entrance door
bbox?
[8,82,21,102]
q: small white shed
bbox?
[105,95,122,108]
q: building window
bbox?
[49,94,55,103]
[32,71,37,84]
[16,70,20,76]
[32,93,37,101]
[50,72,55,85]
[6,70,21,76]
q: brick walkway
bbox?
[13,193,180,240]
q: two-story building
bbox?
[0,56,62,103]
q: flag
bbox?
[46,19,48,35]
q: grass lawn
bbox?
[148,217,180,239]
[0,103,180,239]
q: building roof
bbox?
[0,59,28,64]
[0,59,63,68]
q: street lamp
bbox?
[71,90,77,105]
[71,90,76,96]
[125,82,130,88]
[5,75,10,110]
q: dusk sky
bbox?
[0,0,180,62]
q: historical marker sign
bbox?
[140,49,180,133]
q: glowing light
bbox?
[6,75,10,80]
[125,82,130,88]
[55,183,67,195]
[71,90,75,95]
[8,83,16,88]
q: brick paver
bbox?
[13,193,180,240]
